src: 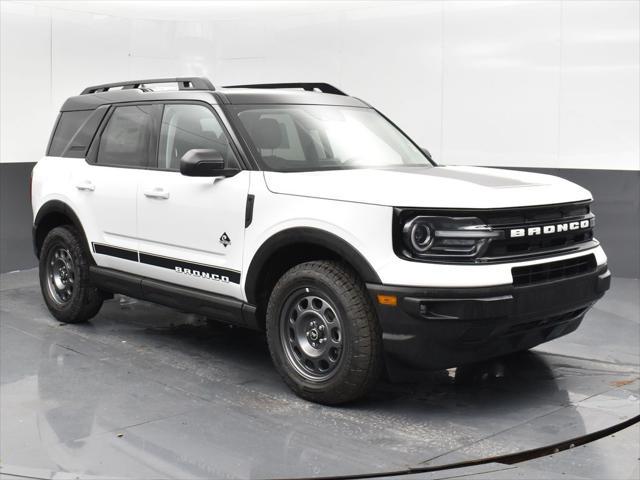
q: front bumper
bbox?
[367,264,611,371]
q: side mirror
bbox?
[420,147,433,162]
[179,149,239,177]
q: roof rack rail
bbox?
[80,77,215,95]
[223,82,347,96]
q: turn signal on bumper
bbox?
[377,294,398,306]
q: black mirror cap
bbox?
[179,149,239,177]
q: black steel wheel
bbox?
[45,246,75,305]
[39,226,103,323]
[266,260,382,404]
[279,291,345,382]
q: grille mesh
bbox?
[512,254,597,286]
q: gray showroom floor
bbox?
[0,269,638,479]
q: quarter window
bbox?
[97,105,156,168]
[48,110,92,156]
[158,104,238,171]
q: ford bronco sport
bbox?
[32,77,611,404]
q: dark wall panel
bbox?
[1,163,638,277]
[1,162,36,273]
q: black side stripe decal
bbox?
[93,243,138,262]
[91,243,240,284]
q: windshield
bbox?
[231,105,432,172]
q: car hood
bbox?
[263,166,592,209]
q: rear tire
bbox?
[266,260,382,404]
[39,226,103,323]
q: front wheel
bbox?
[266,261,382,404]
[39,226,103,323]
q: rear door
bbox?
[72,103,160,272]
[136,103,250,299]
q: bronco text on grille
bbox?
[482,201,596,261]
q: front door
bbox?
[136,103,249,299]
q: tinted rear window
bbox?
[48,110,92,156]
[62,106,109,158]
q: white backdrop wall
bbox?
[1,0,638,171]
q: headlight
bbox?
[401,216,501,260]
[407,221,434,252]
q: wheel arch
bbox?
[244,227,381,310]
[33,200,91,260]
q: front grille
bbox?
[479,202,590,226]
[486,229,593,258]
[512,254,597,286]
[481,202,595,261]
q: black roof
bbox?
[61,77,368,111]
[216,88,368,108]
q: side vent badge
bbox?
[219,232,231,248]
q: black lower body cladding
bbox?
[367,262,611,371]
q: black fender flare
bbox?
[33,200,90,259]
[244,227,381,305]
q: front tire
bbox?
[266,261,382,404]
[39,226,103,323]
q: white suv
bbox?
[32,77,611,404]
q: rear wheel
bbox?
[266,261,382,404]
[39,226,103,323]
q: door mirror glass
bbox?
[420,147,433,162]
[180,149,239,177]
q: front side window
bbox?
[158,104,238,170]
[97,105,156,168]
[231,105,431,172]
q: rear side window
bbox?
[97,105,156,168]
[48,110,92,156]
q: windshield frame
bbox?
[225,104,437,173]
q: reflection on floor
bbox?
[0,269,638,479]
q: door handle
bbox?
[75,180,95,191]
[143,187,170,199]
